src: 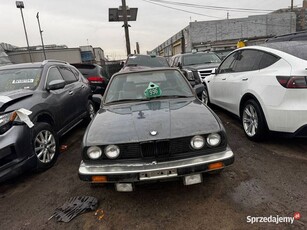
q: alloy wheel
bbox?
[242,104,258,137]
[34,130,56,163]
[88,103,95,120]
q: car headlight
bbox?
[104,145,120,159]
[190,135,205,150]
[87,146,102,159]
[0,111,17,134]
[206,133,221,147]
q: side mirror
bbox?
[47,80,65,91]
[177,62,182,69]
[211,68,218,75]
[194,84,205,97]
[92,94,103,105]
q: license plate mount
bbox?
[139,169,178,181]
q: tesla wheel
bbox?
[32,122,59,171]
[242,99,267,141]
[86,100,96,121]
[202,87,210,105]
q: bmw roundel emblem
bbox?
[150,130,158,136]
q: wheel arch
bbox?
[239,93,265,119]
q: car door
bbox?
[45,66,76,129]
[220,50,263,115]
[208,51,237,107]
[58,65,83,123]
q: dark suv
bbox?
[122,54,170,71]
[0,60,94,182]
[71,63,109,94]
[170,52,221,82]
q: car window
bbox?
[105,70,193,103]
[258,52,280,69]
[46,67,64,85]
[182,53,221,66]
[219,52,237,73]
[126,55,169,67]
[233,50,262,72]
[70,67,80,79]
[0,68,42,92]
[59,66,78,84]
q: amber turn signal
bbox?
[208,162,224,170]
[91,176,107,183]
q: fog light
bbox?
[91,176,107,183]
[183,174,202,185]
[115,183,133,192]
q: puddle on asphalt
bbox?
[230,178,272,209]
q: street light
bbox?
[36,12,47,60]
[16,1,32,62]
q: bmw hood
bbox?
[85,98,222,145]
[0,89,34,112]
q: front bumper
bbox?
[79,147,234,183]
[0,125,34,182]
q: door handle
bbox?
[81,85,85,89]
[242,78,248,81]
[222,78,226,80]
[68,91,73,95]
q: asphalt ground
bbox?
[0,107,306,230]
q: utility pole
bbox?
[122,0,131,55]
[227,11,229,19]
[291,0,294,11]
[36,12,47,60]
[16,1,32,62]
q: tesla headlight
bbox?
[190,135,205,150]
[87,146,102,159]
[104,145,120,159]
[206,133,221,147]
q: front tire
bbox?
[32,122,59,171]
[202,87,210,106]
[241,99,267,141]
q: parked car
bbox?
[121,54,169,70]
[71,63,109,94]
[170,51,222,82]
[203,41,307,141]
[78,68,234,191]
[0,60,94,182]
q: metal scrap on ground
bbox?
[49,196,99,223]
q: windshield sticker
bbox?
[12,79,34,84]
[144,82,162,98]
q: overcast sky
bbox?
[0,0,303,59]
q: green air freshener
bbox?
[144,82,162,98]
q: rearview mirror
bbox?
[47,80,65,91]
[92,94,103,105]
[194,84,205,97]
[211,68,218,75]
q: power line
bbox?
[142,0,223,19]
[146,0,274,13]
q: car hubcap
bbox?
[34,130,56,163]
[202,90,208,104]
[88,104,95,120]
[242,104,258,137]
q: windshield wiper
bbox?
[106,98,149,104]
[149,95,192,100]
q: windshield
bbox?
[126,56,169,67]
[105,70,193,104]
[183,53,221,66]
[0,68,42,93]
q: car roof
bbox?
[0,60,71,70]
[173,51,215,57]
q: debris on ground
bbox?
[49,196,98,222]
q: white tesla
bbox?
[204,41,307,141]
